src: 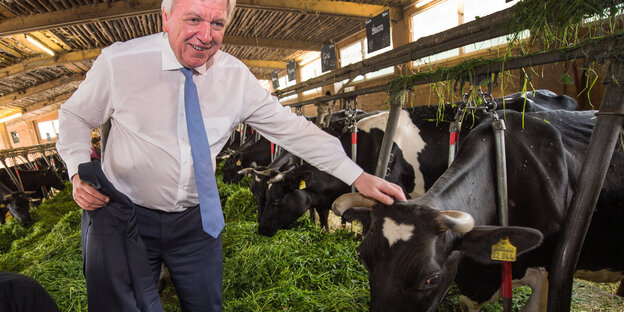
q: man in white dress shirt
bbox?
[56,0,406,310]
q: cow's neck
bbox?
[421,141,498,226]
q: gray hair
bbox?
[161,0,237,24]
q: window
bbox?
[37,120,59,141]
[463,0,525,54]
[10,131,19,144]
[300,56,322,96]
[339,41,365,82]
[364,37,394,79]
[277,74,297,102]
[411,0,460,66]
[258,79,272,90]
[339,36,394,83]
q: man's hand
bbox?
[71,174,109,211]
[352,172,407,205]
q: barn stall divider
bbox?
[0,143,63,195]
[276,1,624,310]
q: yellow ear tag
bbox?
[299,180,307,190]
[491,237,517,262]
[236,160,242,166]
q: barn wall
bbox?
[0,110,60,150]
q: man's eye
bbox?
[211,21,225,30]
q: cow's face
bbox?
[358,203,461,312]
[257,170,311,236]
[222,153,243,183]
[352,200,543,312]
[250,170,273,221]
[4,192,33,226]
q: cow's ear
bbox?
[454,226,543,264]
[293,170,315,189]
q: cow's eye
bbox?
[425,275,440,286]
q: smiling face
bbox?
[162,0,227,69]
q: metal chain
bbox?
[344,96,358,132]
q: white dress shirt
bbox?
[56,33,363,212]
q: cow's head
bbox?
[2,191,33,226]
[333,193,543,312]
[222,152,244,184]
[257,167,314,236]
[246,165,277,221]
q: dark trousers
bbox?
[80,161,164,312]
[135,204,223,312]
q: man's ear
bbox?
[162,9,170,32]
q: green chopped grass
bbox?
[0,175,621,311]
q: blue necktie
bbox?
[181,67,224,238]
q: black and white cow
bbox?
[332,109,623,311]
[257,106,460,237]
[256,89,579,237]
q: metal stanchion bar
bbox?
[374,91,405,178]
[547,62,624,311]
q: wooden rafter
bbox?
[22,92,72,115]
[1,34,314,78]
[0,48,101,79]
[236,0,400,20]
[242,59,286,69]
[0,73,84,108]
[0,0,398,37]
[0,0,162,37]
[224,35,321,51]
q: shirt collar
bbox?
[161,33,217,75]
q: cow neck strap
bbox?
[181,67,224,238]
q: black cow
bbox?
[0,180,33,226]
[332,109,623,311]
[223,109,371,184]
[0,167,66,200]
[217,124,256,160]
[256,90,579,237]
[222,136,272,184]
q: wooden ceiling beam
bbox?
[0,0,400,37]
[0,48,101,79]
[0,0,162,37]
[224,35,321,51]
[236,0,401,20]
[17,93,72,122]
[0,73,84,108]
[242,59,286,69]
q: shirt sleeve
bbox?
[240,69,363,185]
[56,49,114,180]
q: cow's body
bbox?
[223,110,371,184]
[0,168,65,200]
[258,109,425,236]
[335,109,623,311]
[257,90,580,237]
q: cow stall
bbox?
[277,1,624,310]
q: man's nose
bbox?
[196,24,213,44]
